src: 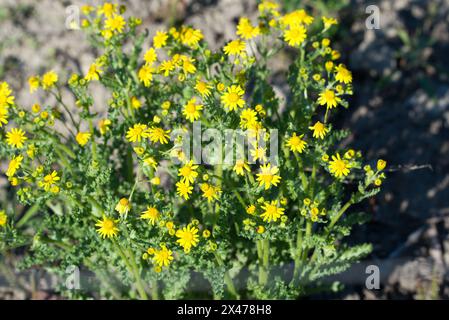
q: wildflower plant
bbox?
[0,2,387,299]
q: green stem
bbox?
[215,252,239,299]
[113,240,148,300]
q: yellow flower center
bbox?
[119,198,129,206]
[227,92,239,103]
[103,220,114,230]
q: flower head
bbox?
[138,64,155,87]
[126,123,149,143]
[329,153,351,178]
[236,17,260,39]
[309,121,329,139]
[256,163,281,190]
[260,200,285,222]
[195,80,212,97]
[176,225,199,252]
[6,128,27,149]
[335,64,352,84]
[182,98,203,122]
[41,71,58,90]
[148,127,170,144]
[180,26,203,48]
[105,14,126,33]
[39,171,60,191]
[200,183,221,203]
[153,246,173,267]
[153,31,168,48]
[0,210,7,227]
[115,198,131,215]
[221,85,245,111]
[286,133,307,153]
[318,89,341,109]
[141,206,160,225]
[6,155,23,177]
[176,181,193,200]
[76,132,91,146]
[233,159,250,176]
[284,25,307,47]
[178,160,199,185]
[223,39,246,56]
[96,216,119,239]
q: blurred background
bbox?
[0,0,448,299]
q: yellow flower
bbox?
[76,132,91,146]
[258,0,279,14]
[41,71,58,90]
[39,171,60,191]
[182,97,203,122]
[179,26,203,48]
[0,210,7,227]
[31,103,41,113]
[138,64,155,87]
[144,48,157,65]
[309,121,329,139]
[0,108,8,127]
[335,64,352,84]
[286,133,307,153]
[233,159,250,176]
[257,226,265,234]
[126,123,149,143]
[329,153,351,178]
[98,3,117,17]
[115,198,131,215]
[239,109,258,129]
[153,31,168,48]
[81,5,94,15]
[6,128,27,149]
[322,16,338,29]
[180,55,196,74]
[0,82,15,108]
[26,144,36,159]
[130,96,141,109]
[250,146,267,163]
[202,230,211,238]
[85,63,103,81]
[200,183,221,203]
[159,60,175,76]
[6,155,23,177]
[28,76,40,93]
[221,85,245,111]
[217,82,225,91]
[176,225,199,252]
[284,25,307,47]
[143,156,158,169]
[176,181,193,200]
[150,176,160,185]
[236,17,260,39]
[153,246,173,267]
[195,80,212,97]
[281,9,314,27]
[246,204,256,215]
[96,216,119,239]
[260,200,285,222]
[105,14,126,33]
[374,178,382,186]
[223,39,246,56]
[148,127,170,144]
[178,160,199,185]
[377,159,387,171]
[141,206,160,225]
[317,89,341,109]
[256,163,281,190]
[98,119,111,135]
